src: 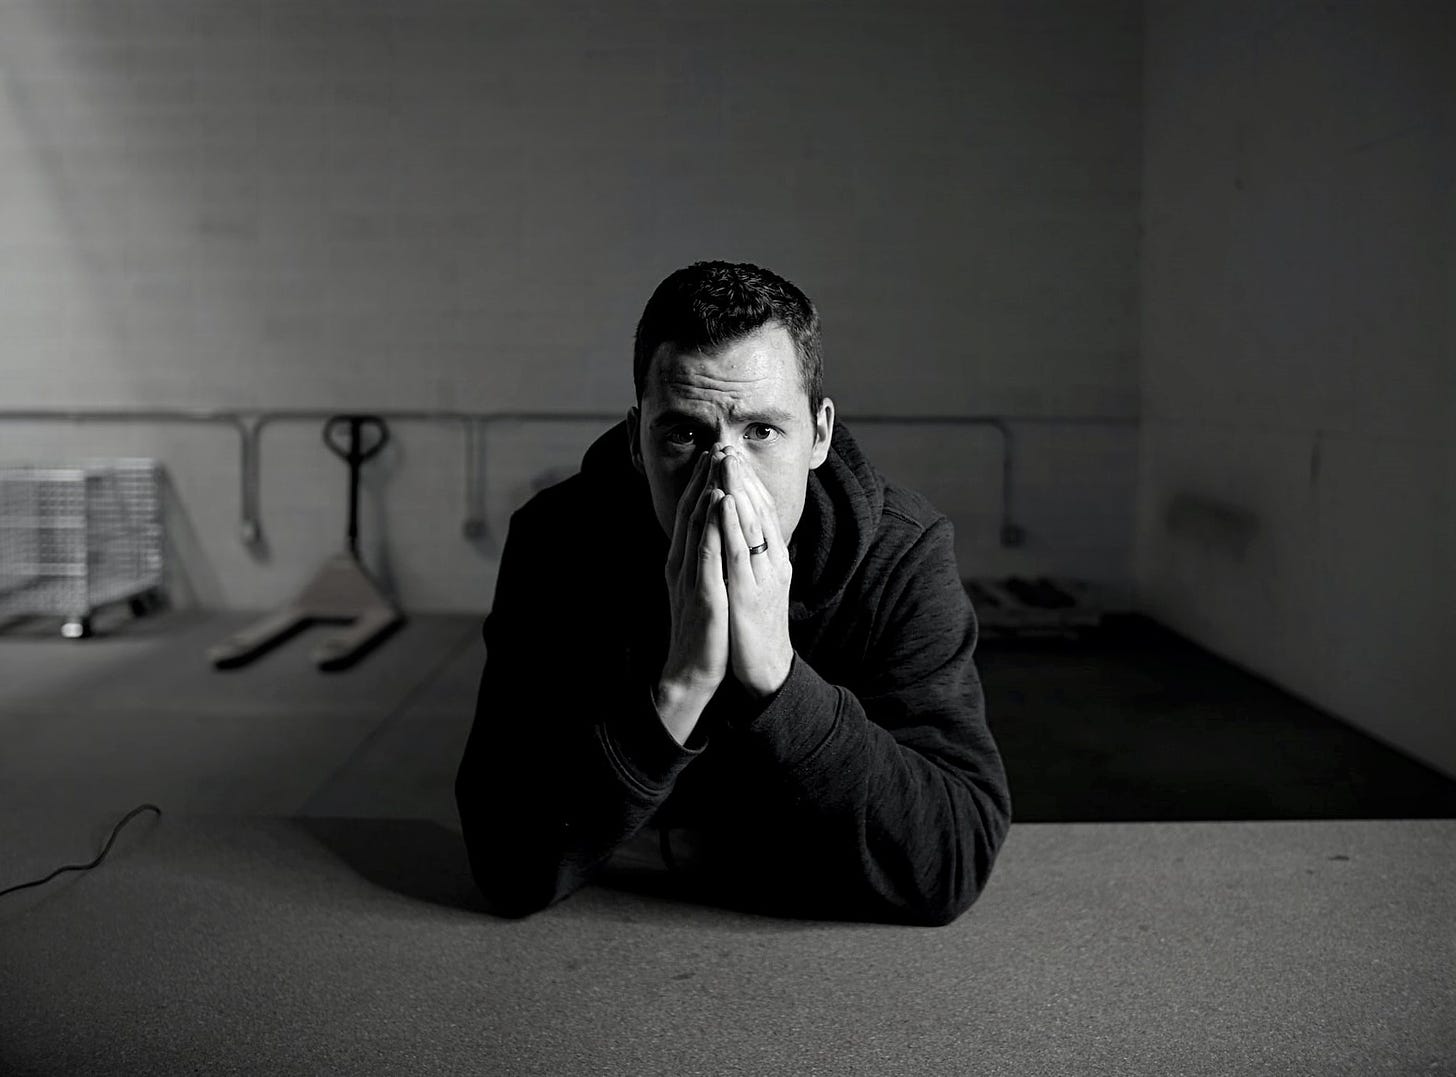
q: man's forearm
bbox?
[458,691,700,915]
[731,653,1011,925]
[652,678,714,746]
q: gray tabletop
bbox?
[1,814,1452,1076]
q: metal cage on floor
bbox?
[0,458,165,637]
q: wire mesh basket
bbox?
[0,458,165,637]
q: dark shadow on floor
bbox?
[979,614,1456,822]
[296,817,488,913]
[296,817,906,928]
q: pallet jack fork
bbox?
[208,415,405,672]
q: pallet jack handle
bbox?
[207,413,403,671]
[323,415,390,558]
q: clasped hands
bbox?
[659,446,794,726]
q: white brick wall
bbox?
[0,0,1142,612]
[1138,0,1456,775]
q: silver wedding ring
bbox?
[748,540,769,556]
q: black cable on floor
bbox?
[0,803,161,899]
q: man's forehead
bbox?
[647,368,803,426]
[646,326,802,413]
[649,397,802,427]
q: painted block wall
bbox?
[1138,0,1456,775]
[0,0,1142,614]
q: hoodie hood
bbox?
[579,418,885,620]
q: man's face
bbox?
[627,322,834,546]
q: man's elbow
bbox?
[456,790,562,918]
[474,880,555,920]
[898,868,988,927]
[459,831,562,919]
[909,786,1013,928]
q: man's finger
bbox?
[719,492,756,595]
[724,456,776,584]
[726,451,785,566]
[669,451,711,562]
[697,489,728,595]
[668,451,712,580]
[686,479,722,589]
[722,455,765,545]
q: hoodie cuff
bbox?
[596,687,706,799]
[736,652,846,768]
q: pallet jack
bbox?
[208,415,405,672]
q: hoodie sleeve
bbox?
[454,498,703,917]
[732,515,1012,926]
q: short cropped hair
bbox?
[633,261,824,419]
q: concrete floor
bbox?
[0,607,480,830]
[982,615,1456,821]
[1,606,1452,834]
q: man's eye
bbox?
[745,424,778,442]
[665,428,698,447]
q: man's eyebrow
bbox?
[651,406,798,428]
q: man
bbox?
[456,261,1011,926]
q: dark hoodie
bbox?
[455,419,1011,925]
